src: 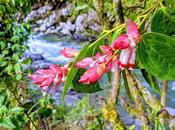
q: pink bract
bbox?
[126,19,141,45]
[29,64,68,91]
[111,34,130,50]
[79,63,106,84]
[100,45,113,56]
[75,57,94,68]
[60,47,77,58]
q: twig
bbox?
[161,80,168,107]
[114,0,124,24]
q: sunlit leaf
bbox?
[138,32,175,80]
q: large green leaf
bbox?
[151,7,175,36]
[138,32,175,80]
[72,69,102,93]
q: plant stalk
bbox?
[161,80,168,107]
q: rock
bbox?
[166,107,175,116]
[59,21,76,35]
[33,27,40,32]
[24,10,38,22]
[41,12,57,29]
[24,5,52,22]
[66,21,76,32]
[45,26,57,34]
[60,2,72,16]
[87,9,100,23]
[56,26,62,32]
[37,5,53,15]
[134,119,141,130]
[24,53,44,61]
[36,19,44,25]
[88,23,102,33]
[61,28,71,35]
[75,14,87,32]
[73,32,89,42]
[31,60,52,70]
[121,116,134,126]
[40,24,47,32]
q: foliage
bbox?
[0,0,35,80]
[0,83,27,129]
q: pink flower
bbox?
[111,19,140,70]
[119,47,136,70]
[29,69,55,89]
[111,34,130,50]
[60,48,78,58]
[94,52,103,59]
[49,64,63,86]
[126,19,141,47]
[75,57,94,68]
[79,63,106,84]
[29,64,68,91]
[100,45,113,56]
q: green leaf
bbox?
[151,7,175,36]
[75,4,88,11]
[129,125,136,130]
[138,32,175,80]
[0,60,8,67]
[11,35,20,42]
[0,117,16,129]
[0,41,6,49]
[110,28,122,44]
[72,69,102,93]
[37,107,52,118]
[0,105,8,114]
[0,90,8,106]
[11,0,16,6]
[14,63,22,74]
[16,74,23,80]
[10,107,24,114]
[141,69,160,94]
[5,64,13,75]
[165,0,175,8]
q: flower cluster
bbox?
[111,20,140,70]
[29,47,77,91]
[29,64,68,91]
[75,19,140,84]
[75,46,119,84]
[29,19,140,90]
